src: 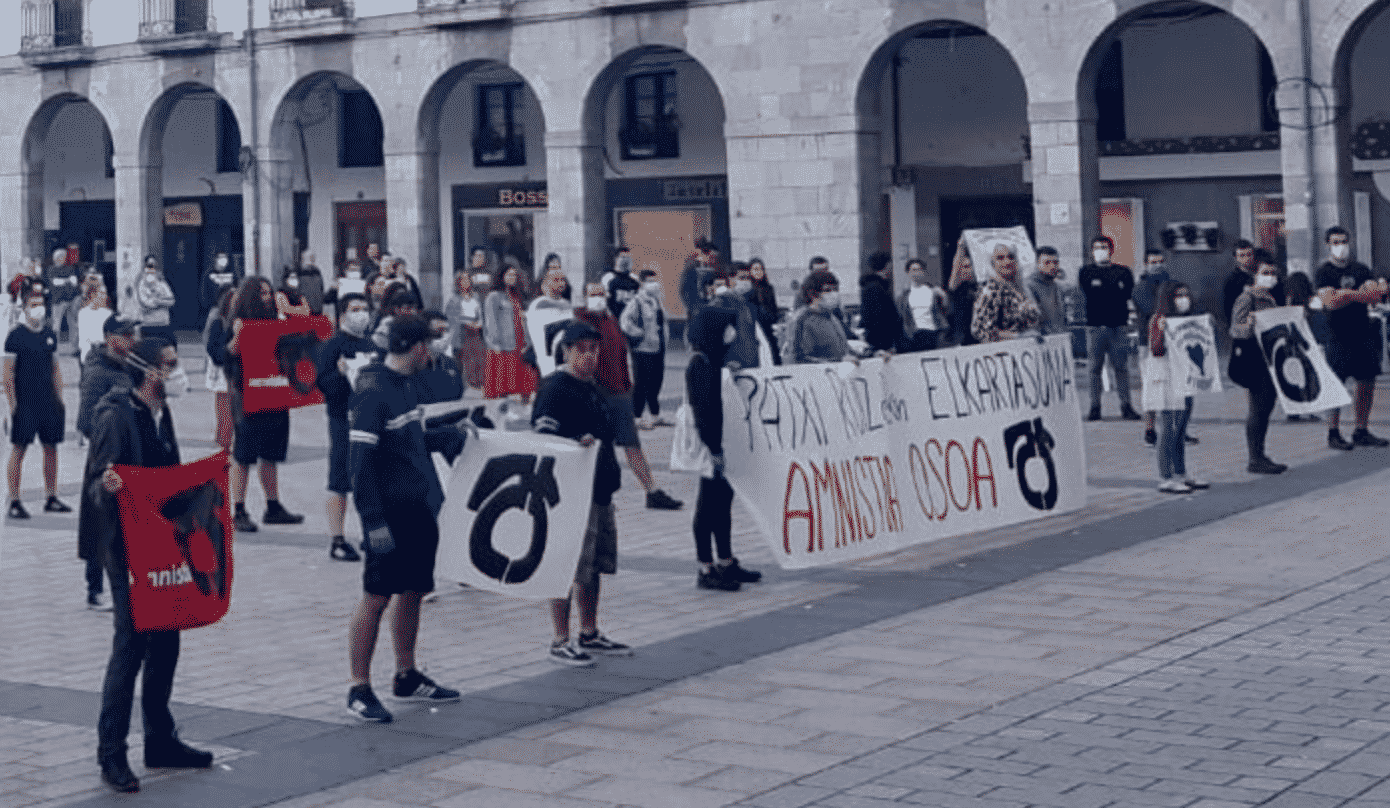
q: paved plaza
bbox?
[2,345,1390,807]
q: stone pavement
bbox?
[2,342,1390,807]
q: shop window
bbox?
[1095,40,1125,142]
[339,89,384,169]
[216,100,241,174]
[621,71,679,160]
[474,83,526,168]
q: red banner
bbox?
[240,316,333,413]
[115,451,234,633]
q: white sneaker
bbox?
[1183,478,1210,490]
[1158,480,1191,494]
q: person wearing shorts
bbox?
[315,292,375,562]
[533,320,634,666]
[1316,226,1389,450]
[5,291,70,519]
[345,315,467,723]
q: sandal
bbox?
[330,540,361,562]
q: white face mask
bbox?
[1173,296,1191,313]
[1255,274,1278,289]
[643,281,661,295]
[216,255,228,269]
[429,335,451,357]
[345,271,361,280]
[341,310,371,337]
[163,366,188,399]
[1093,249,1111,264]
[819,291,840,310]
[1331,244,1350,261]
[1145,262,1164,275]
[26,305,45,323]
[286,277,299,288]
[722,324,737,345]
[586,296,607,313]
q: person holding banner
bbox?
[525,266,574,375]
[1230,257,1290,475]
[898,257,949,352]
[859,251,905,354]
[533,320,634,665]
[87,337,213,792]
[971,244,1041,344]
[1146,282,1209,493]
[1316,226,1389,451]
[345,315,467,722]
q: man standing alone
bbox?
[1317,226,1389,450]
[1079,236,1140,421]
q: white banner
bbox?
[721,334,1087,569]
[962,226,1036,285]
[1253,306,1351,415]
[1164,314,1223,396]
[435,430,598,599]
[526,306,571,377]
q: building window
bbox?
[474,83,526,168]
[1095,40,1126,142]
[339,89,384,169]
[216,100,241,174]
[174,0,208,34]
[102,126,114,179]
[54,0,82,47]
[621,71,679,160]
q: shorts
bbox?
[363,508,439,596]
[1327,331,1381,382]
[573,502,618,588]
[327,414,351,494]
[11,402,64,447]
[602,392,640,448]
[233,409,290,465]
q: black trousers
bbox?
[1245,371,1278,461]
[693,476,734,564]
[632,351,665,418]
[97,578,180,762]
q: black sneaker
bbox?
[43,496,72,513]
[347,684,393,722]
[233,509,258,532]
[722,557,762,583]
[1248,456,1288,474]
[330,538,361,562]
[87,592,113,612]
[1184,434,1199,446]
[263,501,305,525]
[1351,428,1389,448]
[698,566,741,591]
[645,490,683,510]
[1143,429,1157,446]
[1085,407,1102,421]
[392,669,460,702]
[470,406,495,430]
[1328,430,1355,451]
[7,501,29,519]
[1119,406,1143,421]
[548,640,595,667]
[144,738,213,769]
[99,756,139,793]
[577,631,633,657]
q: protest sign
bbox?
[239,315,333,413]
[962,226,1036,285]
[720,335,1087,569]
[1253,306,1351,415]
[1164,314,1223,396]
[525,307,571,377]
[115,451,234,633]
[435,430,598,599]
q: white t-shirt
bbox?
[908,285,939,331]
[77,305,112,363]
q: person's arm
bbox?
[347,390,387,541]
[971,284,999,343]
[618,296,643,339]
[52,356,63,407]
[1149,314,1166,357]
[948,239,972,291]
[1230,291,1257,340]
[1318,280,1388,310]
[314,339,351,402]
[275,291,310,317]
[206,319,227,367]
[226,318,246,356]
[2,355,15,412]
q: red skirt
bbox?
[458,326,487,391]
[484,349,538,398]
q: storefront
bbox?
[451,181,548,279]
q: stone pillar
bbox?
[384,148,442,307]
[1279,83,1350,278]
[1028,101,1099,274]
[112,150,158,320]
[544,129,605,293]
[0,155,26,284]
[252,146,294,278]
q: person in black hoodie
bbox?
[344,315,468,723]
[858,251,904,353]
[315,292,375,562]
[685,295,763,592]
[85,337,213,793]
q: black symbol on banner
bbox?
[1258,324,1321,403]
[1003,418,1058,511]
[275,332,321,394]
[1185,343,1206,375]
[467,454,560,583]
[159,481,229,598]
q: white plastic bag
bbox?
[669,402,714,476]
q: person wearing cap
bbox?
[532,319,634,666]
[5,290,69,520]
[345,314,468,723]
[77,316,139,445]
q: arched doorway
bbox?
[1336,0,1390,274]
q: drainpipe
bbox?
[246,0,262,276]
[1299,0,1318,264]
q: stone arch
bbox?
[1331,0,1390,263]
[21,93,116,266]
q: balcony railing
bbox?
[21,0,91,52]
[270,0,355,24]
[140,0,217,51]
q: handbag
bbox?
[669,402,714,476]
[1228,337,1263,390]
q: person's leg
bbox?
[139,630,180,746]
[97,605,147,762]
[1247,381,1275,461]
[648,353,665,417]
[573,578,600,638]
[230,462,250,507]
[1087,327,1105,413]
[631,355,651,419]
[389,592,422,675]
[1171,411,1186,479]
[326,492,347,537]
[692,479,715,564]
[7,443,26,502]
[1108,328,1134,410]
[710,476,735,561]
[548,592,571,644]
[41,443,58,498]
[1354,378,1375,430]
[1157,410,1176,480]
[348,593,392,685]
[86,555,104,597]
[258,460,280,501]
[214,392,232,451]
[623,445,657,493]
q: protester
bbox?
[576,282,683,510]
[47,248,80,344]
[482,263,538,415]
[1146,281,1209,493]
[418,310,466,405]
[685,300,763,591]
[444,269,486,390]
[76,271,112,366]
[1079,235,1140,421]
[1282,272,1326,423]
[532,320,634,665]
[203,288,235,451]
[297,251,327,316]
[201,252,239,321]
[315,292,375,563]
[679,238,719,318]
[1133,248,1171,445]
[5,290,69,519]
[87,337,213,793]
[276,266,313,318]
[1222,239,1261,325]
[1229,256,1290,474]
[1025,246,1066,336]
[1316,226,1389,450]
[224,276,304,533]
[326,260,367,314]
[606,248,640,320]
[859,251,904,353]
[896,257,948,352]
[789,269,854,364]
[971,244,1041,344]
[947,239,979,347]
[745,258,782,364]
[620,268,670,428]
[135,256,176,344]
[370,286,422,354]
[708,265,761,370]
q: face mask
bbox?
[1255,274,1278,289]
[713,284,729,297]
[1331,244,1350,261]
[429,335,451,357]
[643,281,661,295]
[586,296,607,313]
[820,291,841,310]
[341,310,371,337]
[345,271,361,280]
[26,305,45,323]
[1145,263,1164,275]
[286,277,299,288]
[1093,249,1111,264]
[163,366,188,399]
[722,324,737,345]
[473,273,491,286]
[1173,296,1191,313]
[734,279,753,295]
[216,255,228,269]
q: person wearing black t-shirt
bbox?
[1316,226,1389,450]
[4,291,70,519]
[1079,235,1140,421]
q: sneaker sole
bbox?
[346,704,393,723]
[548,654,596,668]
[392,691,462,703]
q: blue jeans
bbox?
[1157,399,1193,481]
[1088,326,1132,410]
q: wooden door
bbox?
[615,207,710,319]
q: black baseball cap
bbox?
[557,320,601,349]
[103,315,140,336]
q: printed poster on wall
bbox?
[115,451,234,633]
[962,226,1036,285]
[1163,314,1223,396]
[1253,306,1351,415]
[720,334,1087,570]
[435,430,598,599]
[240,316,333,413]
